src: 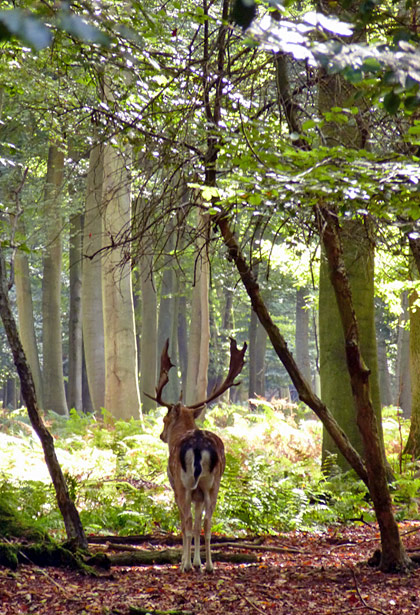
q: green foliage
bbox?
[2,403,413,542]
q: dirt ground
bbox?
[1,523,420,614]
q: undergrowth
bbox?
[0,402,416,541]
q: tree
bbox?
[68,213,83,411]
[0,252,87,550]
[101,138,141,420]
[82,144,106,413]
[42,143,68,416]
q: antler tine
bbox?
[145,338,175,408]
[189,337,247,409]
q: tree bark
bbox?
[185,213,210,406]
[101,141,141,420]
[317,204,411,572]
[404,285,420,457]
[82,144,105,413]
[42,144,68,416]
[295,287,311,384]
[138,256,157,414]
[15,243,44,409]
[68,213,83,411]
[0,252,87,549]
[395,291,411,416]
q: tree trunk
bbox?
[42,144,68,416]
[82,144,105,413]
[15,244,44,409]
[395,291,411,416]
[318,57,384,469]
[138,258,157,414]
[404,286,420,457]
[157,239,180,402]
[185,213,210,406]
[216,215,369,485]
[377,330,393,407]
[295,287,311,384]
[248,309,258,398]
[68,214,83,411]
[0,252,87,549]
[317,204,411,573]
[320,220,384,468]
[102,141,141,420]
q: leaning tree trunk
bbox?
[0,252,87,550]
[317,203,411,573]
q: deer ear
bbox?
[193,406,204,420]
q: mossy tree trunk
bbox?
[317,204,411,573]
[320,220,384,469]
[404,268,420,457]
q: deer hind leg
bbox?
[192,497,204,570]
[203,489,217,573]
[178,490,193,572]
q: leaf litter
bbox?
[0,523,420,615]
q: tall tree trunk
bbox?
[317,204,411,572]
[255,319,267,397]
[68,213,83,411]
[185,213,210,406]
[248,309,258,398]
[320,220,384,468]
[178,291,188,395]
[102,142,141,420]
[377,329,393,407]
[82,144,105,413]
[395,291,411,416]
[42,144,68,416]
[0,252,87,549]
[139,258,157,414]
[317,59,384,469]
[157,235,180,402]
[404,266,420,457]
[15,244,44,409]
[217,215,368,484]
[295,287,311,384]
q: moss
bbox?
[0,543,18,570]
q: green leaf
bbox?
[383,91,400,114]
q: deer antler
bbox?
[145,338,175,408]
[188,338,247,409]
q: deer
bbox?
[148,337,247,573]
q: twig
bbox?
[348,567,388,615]
[243,594,268,615]
[222,541,302,553]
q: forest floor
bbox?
[0,523,420,615]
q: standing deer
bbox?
[149,338,247,572]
